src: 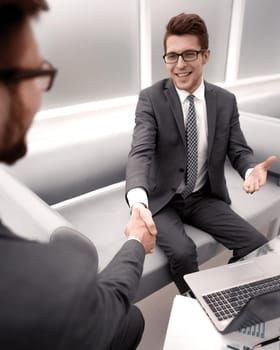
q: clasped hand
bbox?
[125,204,157,254]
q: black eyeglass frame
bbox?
[163,50,206,64]
[0,60,57,91]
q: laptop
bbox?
[184,251,280,333]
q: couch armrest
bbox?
[240,112,280,177]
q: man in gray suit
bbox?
[126,13,276,294]
[0,1,156,349]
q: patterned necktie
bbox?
[182,94,198,199]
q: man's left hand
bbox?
[243,155,277,194]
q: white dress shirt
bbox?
[175,80,208,194]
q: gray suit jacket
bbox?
[0,222,145,350]
[126,78,256,214]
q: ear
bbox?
[202,49,210,65]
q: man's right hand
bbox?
[125,206,157,254]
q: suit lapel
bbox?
[163,79,217,153]
[164,79,186,145]
[205,81,217,158]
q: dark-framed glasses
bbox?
[0,60,57,91]
[163,50,205,64]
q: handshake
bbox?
[125,203,157,254]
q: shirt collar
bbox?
[175,79,205,103]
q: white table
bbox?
[163,295,280,350]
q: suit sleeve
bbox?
[227,96,256,178]
[126,89,158,194]
[57,234,145,349]
[88,239,145,349]
[97,239,145,302]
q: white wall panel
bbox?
[150,0,233,83]
[239,0,280,79]
[33,0,140,109]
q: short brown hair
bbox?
[0,0,48,28]
[163,13,209,53]
[0,0,48,66]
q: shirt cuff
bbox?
[127,187,149,208]
[127,237,141,244]
[245,168,254,179]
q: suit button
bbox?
[179,168,184,173]
[171,187,176,192]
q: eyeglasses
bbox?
[163,50,205,64]
[0,60,57,91]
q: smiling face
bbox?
[165,34,210,93]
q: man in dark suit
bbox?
[0,1,157,349]
[126,13,276,294]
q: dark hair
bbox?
[0,0,48,32]
[163,13,209,53]
[0,0,48,65]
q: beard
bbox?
[0,138,27,165]
[0,95,29,165]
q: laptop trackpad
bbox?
[227,259,267,286]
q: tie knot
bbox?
[187,94,195,103]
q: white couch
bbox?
[2,101,280,301]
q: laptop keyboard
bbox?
[203,275,280,321]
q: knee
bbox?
[169,239,198,273]
[250,232,268,251]
[235,232,268,259]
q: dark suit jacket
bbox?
[0,221,145,350]
[126,79,256,214]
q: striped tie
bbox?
[182,94,198,199]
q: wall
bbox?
[32,0,280,114]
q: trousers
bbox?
[154,184,268,294]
